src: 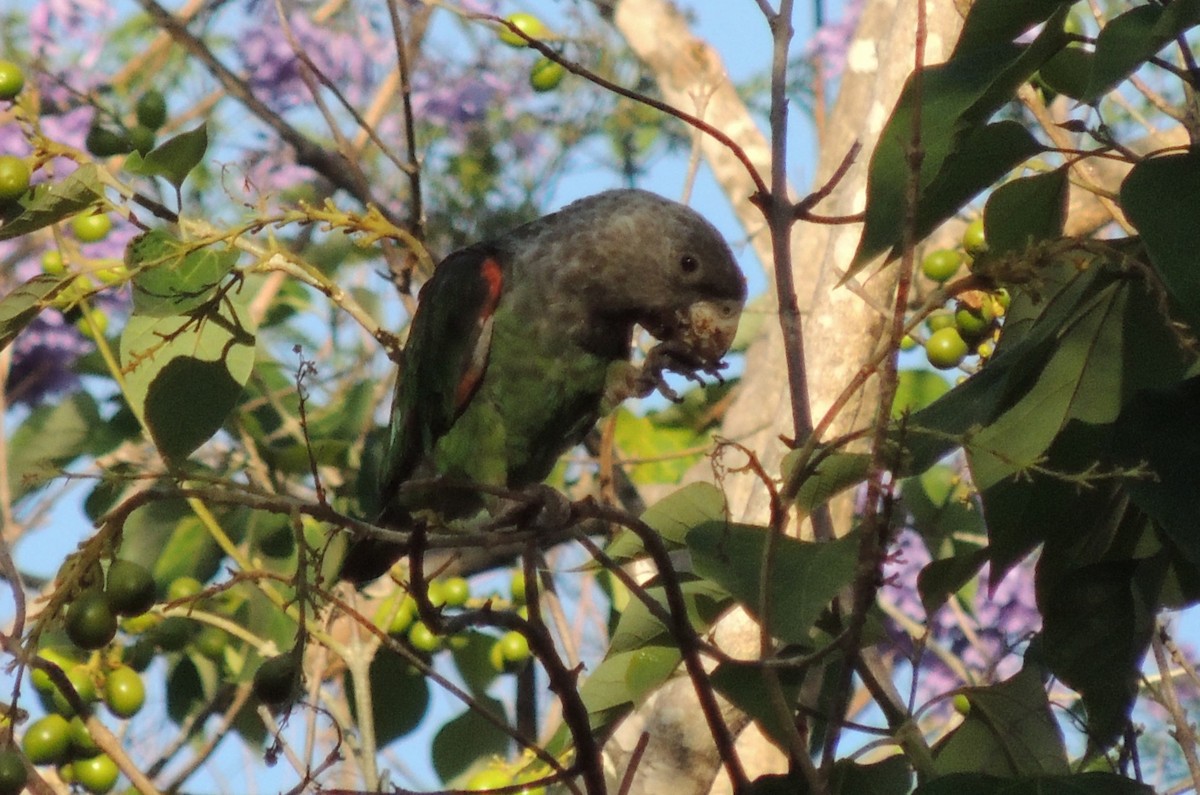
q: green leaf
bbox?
[127,229,240,317]
[980,421,1114,580]
[902,465,985,554]
[983,167,1068,256]
[166,653,213,725]
[933,665,1069,776]
[854,119,1043,271]
[431,699,511,783]
[917,546,989,616]
[851,11,1067,272]
[450,630,503,698]
[710,661,807,751]
[965,265,1188,490]
[123,123,208,189]
[783,449,870,518]
[0,274,75,350]
[120,287,257,461]
[576,647,675,732]
[1038,47,1093,100]
[1038,559,1163,748]
[0,164,106,241]
[914,772,1153,795]
[608,577,730,653]
[688,523,858,645]
[1081,1,1200,103]
[612,408,709,484]
[623,645,683,703]
[1113,377,1200,566]
[952,0,1075,56]
[345,649,429,746]
[892,369,950,418]
[1121,149,1200,337]
[830,756,913,795]
[7,392,102,502]
[150,516,225,589]
[605,482,727,562]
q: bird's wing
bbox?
[380,245,504,498]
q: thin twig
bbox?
[132,0,404,226]
[1152,627,1200,789]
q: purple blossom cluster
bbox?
[882,528,1042,711]
[28,0,114,71]
[237,10,383,112]
[1,8,132,404]
[804,0,865,79]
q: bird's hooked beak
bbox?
[661,298,743,363]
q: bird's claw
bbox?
[635,340,728,403]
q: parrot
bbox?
[338,188,746,583]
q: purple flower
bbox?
[803,0,865,79]
[882,528,1041,712]
[238,11,381,112]
[7,314,91,403]
[411,70,506,135]
[28,0,113,71]
[1,221,132,405]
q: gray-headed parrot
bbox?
[339,189,746,583]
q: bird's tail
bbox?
[338,506,409,585]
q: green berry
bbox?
[166,576,203,602]
[69,716,100,755]
[71,212,113,244]
[530,58,566,92]
[253,654,299,705]
[510,569,528,603]
[41,249,65,275]
[127,125,156,156]
[105,559,156,617]
[499,630,531,664]
[498,12,549,47]
[149,616,194,651]
[925,311,955,332]
[74,753,119,794]
[0,747,26,795]
[440,576,470,607]
[103,665,145,719]
[0,60,25,101]
[50,665,97,716]
[962,218,987,255]
[85,124,131,157]
[407,621,441,653]
[954,304,992,339]
[193,625,228,660]
[66,591,118,651]
[0,155,31,202]
[466,768,513,791]
[22,714,71,765]
[920,248,962,282]
[925,327,968,370]
[135,90,167,130]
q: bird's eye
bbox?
[680,255,699,274]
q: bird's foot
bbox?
[635,339,728,402]
[518,483,573,531]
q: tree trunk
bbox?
[604,2,966,793]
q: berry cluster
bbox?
[913,218,1010,373]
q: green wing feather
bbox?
[380,245,504,506]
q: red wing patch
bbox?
[453,257,504,409]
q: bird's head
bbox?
[528,189,747,364]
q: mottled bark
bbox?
[603,1,965,793]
